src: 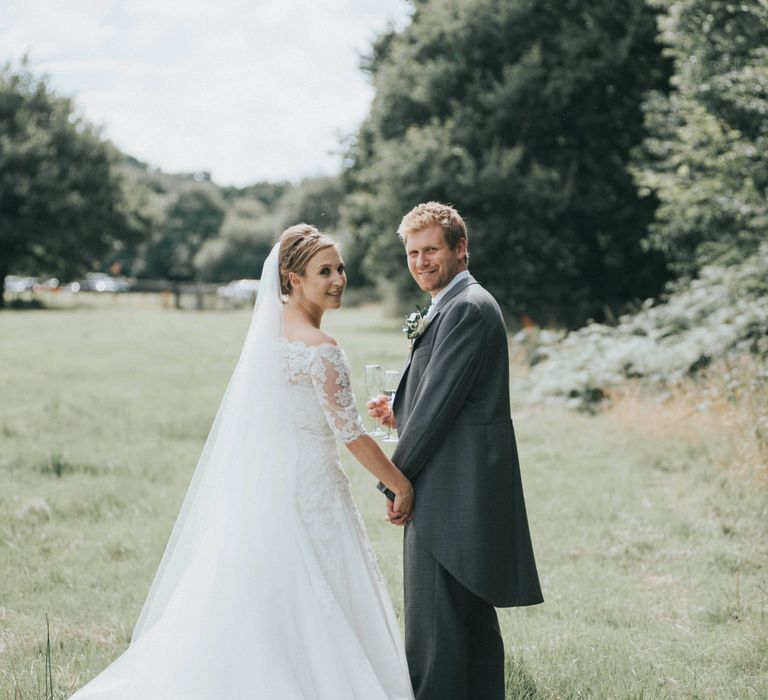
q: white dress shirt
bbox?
[425,269,470,320]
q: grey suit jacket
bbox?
[384,275,542,607]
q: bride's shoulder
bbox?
[282,327,338,349]
[305,329,338,349]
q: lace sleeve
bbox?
[310,344,367,444]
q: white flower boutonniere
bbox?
[402,305,431,343]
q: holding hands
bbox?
[388,488,413,526]
[366,395,412,525]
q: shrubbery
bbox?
[515,244,768,409]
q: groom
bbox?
[370,202,543,700]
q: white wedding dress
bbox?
[70,244,413,699]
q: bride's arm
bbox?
[309,343,414,518]
[345,435,414,517]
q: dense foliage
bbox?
[516,242,768,408]
[341,0,673,326]
[4,0,765,330]
[0,58,347,297]
[119,166,345,284]
[634,0,768,276]
[139,187,226,282]
[0,60,146,307]
[516,0,768,406]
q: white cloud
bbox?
[1,0,410,184]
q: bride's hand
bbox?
[391,485,414,524]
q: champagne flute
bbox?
[381,369,400,443]
[364,364,387,438]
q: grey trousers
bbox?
[404,523,505,700]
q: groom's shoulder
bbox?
[464,278,492,300]
[442,281,503,330]
[461,279,501,314]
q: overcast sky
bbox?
[1,0,410,185]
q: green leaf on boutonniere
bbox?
[402,304,431,341]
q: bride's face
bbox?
[292,246,347,309]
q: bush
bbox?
[515,243,768,410]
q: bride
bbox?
[70,224,415,699]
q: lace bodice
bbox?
[281,339,367,444]
[279,339,379,616]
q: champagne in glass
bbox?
[382,369,400,443]
[363,364,386,438]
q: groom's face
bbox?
[405,225,467,297]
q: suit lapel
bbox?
[394,275,478,412]
[396,307,440,398]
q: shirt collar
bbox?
[429,269,470,311]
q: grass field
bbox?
[1,304,766,699]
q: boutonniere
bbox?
[402,305,431,344]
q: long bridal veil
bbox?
[72,240,414,699]
[132,241,291,639]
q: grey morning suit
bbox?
[386,275,543,700]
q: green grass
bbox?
[1,305,766,699]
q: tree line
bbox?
[105,162,344,288]
[1,0,766,322]
[341,0,767,326]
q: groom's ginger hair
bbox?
[398,202,469,265]
[278,223,336,296]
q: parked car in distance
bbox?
[4,276,41,293]
[73,273,130,292]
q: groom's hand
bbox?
[385,498,410,526]
[367,395,397,428]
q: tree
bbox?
[342,0,672,326]
[634,0,768,276]
[192,176,346,283]
[221,180,290,209]
[137,187,226,282]
[193,198,275,281]
[271,176,344,233]
[0,60,146,308]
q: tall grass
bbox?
[609,353,768,481]
[1,305,766,698]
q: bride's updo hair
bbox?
[278,223,336,296]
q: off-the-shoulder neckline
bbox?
[279,337,338,350]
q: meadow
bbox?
[1,304,766,699]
